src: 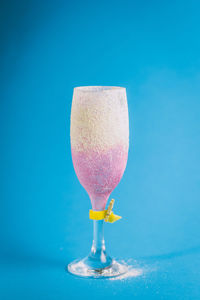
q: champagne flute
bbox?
[68,86,129,278]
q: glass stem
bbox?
[89,219,112,269]
[92,220,105,253]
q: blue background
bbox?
[1,0,200,299]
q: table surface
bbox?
[1,238,200,300]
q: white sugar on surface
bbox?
[109,265,143,281]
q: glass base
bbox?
[67,257,128,278]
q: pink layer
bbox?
[71,145,128,210]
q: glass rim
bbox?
[74,86,126,92]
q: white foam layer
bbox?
[70,87,129,152]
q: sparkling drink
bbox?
[70,86,129,210]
